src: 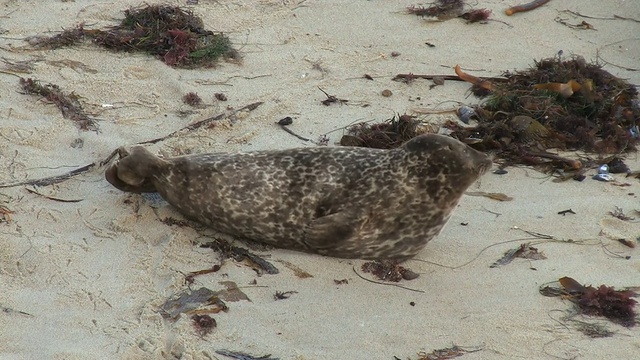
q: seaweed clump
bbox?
[447,56,639,170]
[340,114,427,149]
[541,276,638,327]
[27,5,237,68]
[19,78,98,131]
[408,0,491,23]
[361,260,420,282]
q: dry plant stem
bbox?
[526,151,582,169]
[454,65,494,91]
[560,10,640,23]
[392,73,504,83]
[138,101,263,145]
[505,0,551,16]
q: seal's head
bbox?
[105,146,167,193]
[402,134,492,205]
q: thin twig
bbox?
[138,101,263,145]
[24,187,83,202]
[560,9,640,23]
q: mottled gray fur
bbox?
[106,134,491,261]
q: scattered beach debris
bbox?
[491,242,547,268]
[334,279,349,285]
[540,276,638,327]
[318,87,348,106]
[215,93,228,101]
[465,191,513,202]
[339,114,426,149]
[593,163,615,182]
[392,72,497,85]
[27,5,237,68]
[201,240,279,275]
[606,157,630,174]
[361,260,420,282]
[0,304,33,317]
[407,344,483,360]
[276,260,313,278]
[215,349,279,360]
[276,117,310,142]
[557,208,576,216]
[183,92,203,107]
[160,287,228,321]
[191,314,216,337]
[608,207,635,221]
[407,1,491,23]
[0,205,13,223]
[273,291,297,301]
[505,0,551,16]
[24,187,83,203]
[216,281,252,302]
[554,17,595,30]
[574,320,614,338]
[19,78,98,131]
[140,101,263,144]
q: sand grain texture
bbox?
[1,1,639,359]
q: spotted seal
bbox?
[105,134,491,261]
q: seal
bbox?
[105,134,491,261]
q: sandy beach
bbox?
[1,1,639,359]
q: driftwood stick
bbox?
[138,101,263,145]
[392,73,506,83]
[0,148,120,188]
[0,101,265,188]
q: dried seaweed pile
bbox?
[29,5,236,68]
[447,57,639,169]
[20,78,97,131]
[407,0,491,23]
[541,276,638,328]
[339,114,425,149]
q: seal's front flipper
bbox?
[302,211,362,250]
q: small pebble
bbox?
[597,164,609,174]
[391,51,401,57]
[456,105,476,124]
[381,89,393,97]
[70,138,84,149]
[493,169,508,175]
[401,269,420,280]
[278,117,293,125]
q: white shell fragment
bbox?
[592,173,614,182]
